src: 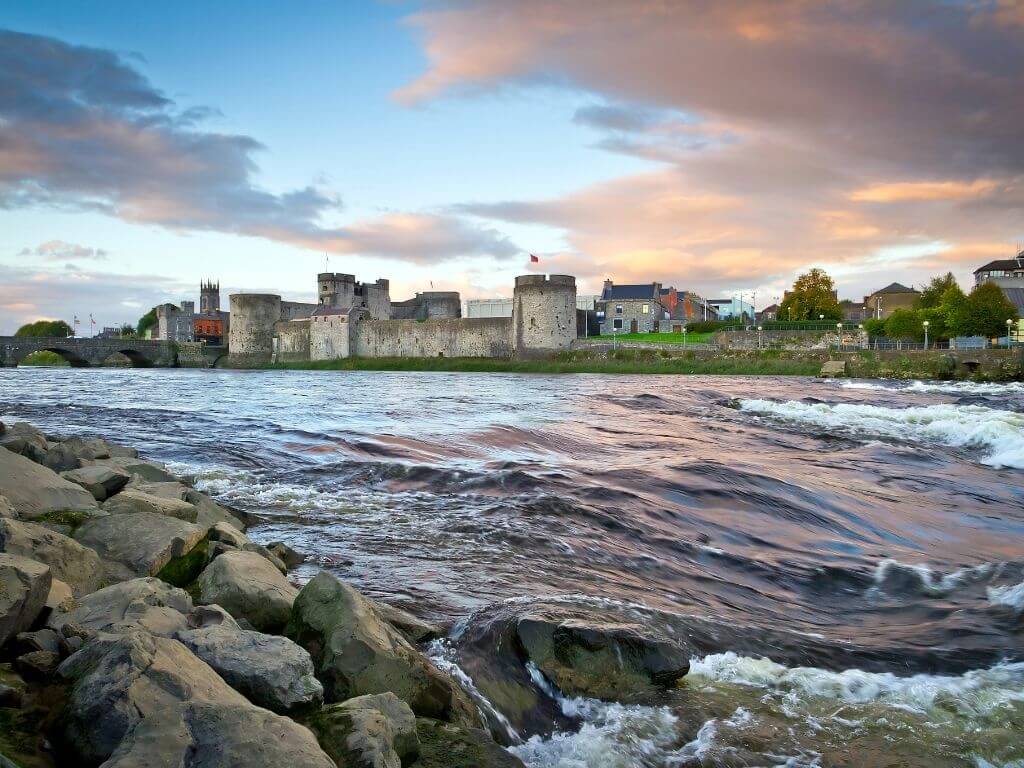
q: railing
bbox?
[833,337,1022,351]
[722,322,864,332]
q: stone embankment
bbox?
[0,417,694,767]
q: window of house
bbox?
[615,305,623,314]
[642,304,650,314]
[613,318,623,330]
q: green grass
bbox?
[268,351,822,376]
[18,350,69,366]
[588,331,715,344]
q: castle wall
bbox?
[391,292,462,320]
[353,317,513,358]
[512,274,576,357]
[361,283,391,320]
[280,301,317,321]
[310,311,358,360]
[228,294,280,361]
[273,319,310,363]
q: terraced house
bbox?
[597,281,666,334]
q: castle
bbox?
[155,280,230,344]
[228,273,577,363]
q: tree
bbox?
[937,283,968,336]
[137,307,158,338]
[863,317,886,337]
[952,282,1019,338]
[778,269,843,321]
[119,324,136,337]
[915,272,960,310]
[884,309,924,341]
[14,319,73,338]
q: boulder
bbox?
[374,602,446,644]
[308,704,400,768]
[57,631,335,768]
[820,360,849,378]
[0,554,51,648]
[101,488,198,522]
[0,448,99,521]
[45,578,74,614]
[106,443,139,458]
[0,423,48,463]
[73,512,206,583]
[196,550,297,633]
[338,693,419,764]
[13,628,60,655]
[286,572,476,724]
[173,623,323,713]
[187,490,247,531]
[0,495,16,520]
[126,478,190,500]
[41,442,81,472]
[46,577,193,637]
[81,456,178,483]
[414,718,525,768]
[60,465,130,501]
[268,541,305,568]
[0,518,105,596]
[14,649,60,679]
[207,521,249,548]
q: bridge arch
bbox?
[28,347,91,367]
[103,349,155,368]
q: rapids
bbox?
[2,368,1022,766]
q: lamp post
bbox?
[682,325,687,349]
[836,322,843,350]
[923,320,929,350]
[1007,318,1014,348]
[757,325,763,350]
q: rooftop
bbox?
[869,282,919,295]
[975,257,1024,274]
[601,283,660,300]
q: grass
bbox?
[588,331,715,344]
[269,350,823,376]
[18,350,69,367]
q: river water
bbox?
[1,368,1022,766]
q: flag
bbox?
[530,254,539,263]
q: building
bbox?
[707,297,753,321]
[840,299,870,322]
[975,252,1024,316]
[598,281,667,334]
[757,304,779,323]
[317,273,391,319]
[466,293,599,319]
[863,283,919,319]
[156,301,195,342]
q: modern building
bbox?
[863,283,919,320]
[707,297,753,321]
[975,252,1024,316]
[466,293,598,319]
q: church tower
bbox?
[200,280,221,315]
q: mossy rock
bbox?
[0,666,65,768]
[411,718,524,768]
[155,538,208,587]
[30,510,91,536]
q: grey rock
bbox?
[268,541,305,568]
[0,683,23,708]
[60,465,130,501]
[0,448,99,520]
[185,603,240,630]
[126,478,190,500]
[62,436,111,461]
[0,518,105,596]
[186,490,247,531]
[375,602,446,644]
[243,542,287,573]
[106,443,139,458]
[14,649,60,679]
[73,512,205,580]
[174,623,323,713]
[57,631,335,768]
[14,628,60,655]
[101,488,198,522]
[286,572,476,724]
[81,456,178,483]
[309,705,400,768]
[339,693,419,765]
[46,577,192,637]
[0,553,51,647]
[0,423,49,463]
[41,442,81,472]
[44,578,75,614]
[415,718,525,768]
[0,494,16,520]
[207,521,249,548]
[196,550,297,633]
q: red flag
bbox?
[529,254,539,263]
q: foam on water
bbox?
[738,398,1024,468]
[872,558,998,597]
[839,380,1024,395]
[988,581,1024,613]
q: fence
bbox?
[723,322,864,332]
[833,337,1020,351]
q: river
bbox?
[2,368,1022,766]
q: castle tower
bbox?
[511,274,577,357]
[317,273,356,309]
[200,280,220,314]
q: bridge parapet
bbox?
[0,337,178,367]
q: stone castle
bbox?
[228,272,577,363]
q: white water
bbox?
[840,380,1024,395]
[738,398,1024,468]
[988,581,1024,613]
[872,558,998,597]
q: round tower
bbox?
[228,293,281,363]
[512,274,577,357]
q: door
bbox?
[630,319,638,333]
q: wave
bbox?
[872,559,998,597]
[738,398,1024,468]
[839,380,1024,396]
[988,581,1024,613]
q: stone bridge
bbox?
[0,337,179,367]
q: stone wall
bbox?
[273,319,311,363]
[353,317,513,358]
[228,294,280,362]
[391,292,462,321]
[512,274,576,357]
[280,301,317,321]
[310,311,358,361]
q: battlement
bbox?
[318,272,356,283]
[514,274,576,288]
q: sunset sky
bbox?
[2,0,1023,333]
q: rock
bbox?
[286,572,476,724]
[0,448,99,521]
[58,621,94,657]
[14,628,60,655]
[339,693,419,765]
[14,650,60,679]
[57,631,335,768]
[374,602,446,644]
[0,682,22,708]
[62,436,111,461]
[244,542,288,573]
[0,518,105,596]
[0,423,49,463]
[820,360,849,378]
[187,490,247,531]
[308,704,401,768]
[126,478,190,500]
[414,718,525,768]
[173,623,323,713]
[186,603,240,630]
[81,456,178,483]
[101,488,198,522]
[46,577,192,637]
[44,578,74,614]
[41,442,81,472]
[0,494,15,520]
[106,443,139,458]
[73,512,206,583]
[268,541,305,568]
[60,465,130,501]
[196,550,297,633]
[207,521,249,548]
[0,554,51,648]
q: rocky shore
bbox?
[0,419,693,768]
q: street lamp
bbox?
[682,325,687,349]
[819,314,824,321]
[757,325,763,350]
[1007,318,1014,348]
[923,319,929,350]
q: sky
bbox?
[2,0,1023,334]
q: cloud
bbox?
[404,0,1024,297]
[0,29,517,265]
[19,240,109,262]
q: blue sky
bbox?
[2,0,1023,332]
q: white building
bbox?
[465,294,597,318]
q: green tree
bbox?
[883,308,924,341]
[119,324,136,337]
[915,272,960,310]
[952,282,1019,338]
[863,317,886,337]
[778,269,843,321]
[937,283,968,335]
[14,319,73,337]
[137,307,158,337]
